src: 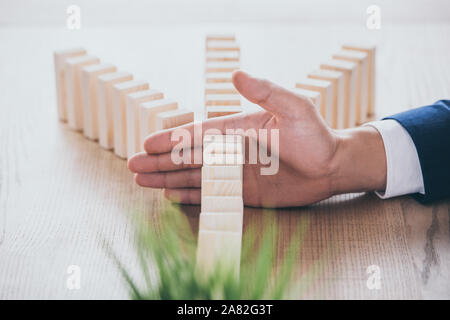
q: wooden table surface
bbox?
[0,23,449,299]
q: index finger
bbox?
[143,112,247,154]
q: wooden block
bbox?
[320,60,358,128]
[64,55,100,130]
[206,106,243,119]
[126,89,164,158]
[196,230,242,275]
[202,165,243,181]
[202,180,242,197]
[205,61,240,73]
[205,94,241,107]
[204,82,238,94]
[202,196,243,213]
[206,51,240,62]
[307,69,345,129]
[112,80,149,158]
[205,72,233,83]
[204,134,243,144]
[206,34,236,43]
[295,78,333,125]
[333,50,369,125]
[139,99,178,148]
[81,64,117,140]
[203,153,244,166]
[199,212,243,233]
[202,165,242,180]
[54,48,87,121]
[292,88,322,108]
[97,72,133,149]
[203,141,243,154]
[342,44,376,117]
[155,109,194,131]
[206,40,240,52]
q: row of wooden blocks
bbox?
[295,44,376,128]
[204,34,243,119]
[196,134,244,276]
[54,48,194,159]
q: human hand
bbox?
[128,70,387,207]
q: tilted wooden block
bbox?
[201,196,243,213]
[202,180,243,197]
[205,94,241,107]
[205,82,238,94]
[205,72,233,83]
[292,88,322,109]
[206,40,240,52]
[155,109,194,131]
[54,48,86,121]
[196,230,242,276]
[205,61,240,73]
[112,80,149,158]
[97,72,133,149]
[342,44,376,117]
[206,34,236,43]
[126,89,164,158]
[320,60,358,128]
[81,64,117,140]
[206,106,243,119]
[307,69,345,129]
[202,165,243,181]
[199,212,243,233]
[64,55,100,130]
[206,51,240,62]
[139,99,178,148]
[333,50,369,125]
[295,78,333,126]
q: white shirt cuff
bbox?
[364,120,425,199]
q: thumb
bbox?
[232,70,310,118]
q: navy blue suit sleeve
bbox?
[383,100,450,203]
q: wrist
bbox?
[329,126,387,195]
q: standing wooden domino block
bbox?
[205,61,240,73]
[155,109,194,131]
[112,80,149,158]
[196,230,242,275]
[54,48,87,121]
[206,41,240,52]
[206,34,236,43]
[295,78,333,126]
[202,165,243,181]
[342,44,376,118]
[205,82,238,95]
[81,64,117,140]
[201,195,243,213]
[201,180,243,197]
[292,88,322,110]
[333,50,369,124]
[64,55,100,130]
[205,72,233,83]
[199,212,243,233]
[320,60,358,128]
[205,94,241,107]
[125,89,164,158]
[206,106,243,119]
[139,99,178,147]
[206,51,240,62]
[307,69,345,129]
[97,72,133,149]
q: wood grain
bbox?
[0,24,449,299]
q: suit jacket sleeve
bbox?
[383,100,450,203]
